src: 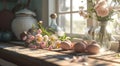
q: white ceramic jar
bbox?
[12,9,37,40]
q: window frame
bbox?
[55,0,88,37]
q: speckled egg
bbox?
[74,42,87,53]
[86,43,100,54]
[60,41,73,50]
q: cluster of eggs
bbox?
[60,40,100,54]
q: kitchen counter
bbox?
[0,42,120,66]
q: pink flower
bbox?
[22,36,27,41]
[26,35,35,43]
[79,6,89,19]
[20,31,28,41]
[28,44,37,49]
[95,7,109,17]
[94,0,110,17]
[38,42,46,49]
[79,10,85,16]
[48,45,53,51]
[28,35,35,40]
[37,29,42,34]
[26,39,31,43]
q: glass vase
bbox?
[95,21,111,51]
[50,19,65,36]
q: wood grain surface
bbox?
[0,42,120,66]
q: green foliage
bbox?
[38,22,52,36]
[37,21,71,41]
[58,34,71,41]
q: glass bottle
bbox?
[49,13,65,36]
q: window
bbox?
[56,0,87,36]
[54,0,120,39]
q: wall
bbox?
[30,0,56,27]
[0,0,51,27]
[29,0,42,20]
[0,0,26,11]
[0,1,15,10]
[30,0,49,27]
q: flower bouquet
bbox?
[20,21,71,50]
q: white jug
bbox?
[12,9,37,40]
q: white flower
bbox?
[35,34,43,43]
[49,34,58,41]
[56,31,65,36]
[43,35,49,42]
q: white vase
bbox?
[11,9,37,40]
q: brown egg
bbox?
[74,42,87,53]
[60,41,73,50]
[86,43,100,54]
[70,42,76,50]
[90,40,97,45]
[81,40,89,46]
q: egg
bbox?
[86,43,100,54]
[60,41,73,50]
[74,42,87,53]
[84,40,97,45]
[90,40,97,45]
[81,40,89,46]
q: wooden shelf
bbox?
[0,42,120,66]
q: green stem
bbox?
[99,22,107,44]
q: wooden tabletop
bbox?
[0,42,120,66]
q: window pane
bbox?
[72,13,87,34]
[58,14,70,33]
[72,0,87,11]
[58,0,70,12]
[57,0,87,35]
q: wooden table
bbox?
[0,42,120,66]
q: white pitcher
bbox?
[12,8,37,40]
